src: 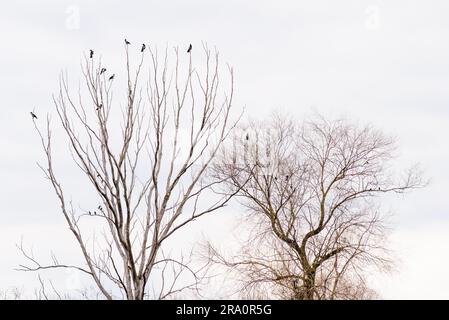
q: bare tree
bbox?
[25,43,239,300]
[209,113,422,300]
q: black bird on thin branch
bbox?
[293,279,298,291]
[187,44,192,53]
[96,104,103,111]
[109,74,115,81]
[100,68,106,75]
[245,133,249,141]
[125,39,131,45]
[30,111,37,120]
[141,43,146,52]
[89,49,94,58]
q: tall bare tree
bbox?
[210,113,422,300]
[24,43,239,300]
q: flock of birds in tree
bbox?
[31,39,193,121]
[29,40,196,217]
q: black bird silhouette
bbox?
[125,39,131,45]
[187,44,192,53]
[245,133,249,140]
[141,43,146,52]
[96,104,103,111]
[30,111,37,120]
[285,175,289,180]
[109,74,115,81]
[293,279,298,291]
[100,68,107,74]
[89,49,94,58]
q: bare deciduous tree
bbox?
[25,43,239,300]
[209,113,422,300]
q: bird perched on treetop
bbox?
[245,133,249,141]
[100,68,106,75]
[109,74,115,81]
[30,111,37,120]
[141,43,146,52]
[96,104,103,111]
[125,39,131,45]
[89,49,94,58]
[187,44,192,53]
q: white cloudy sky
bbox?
[0,0,449,299]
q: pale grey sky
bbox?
[1,0,449,298]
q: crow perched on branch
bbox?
[109,74,115,81]
[187,44,192,53]
[89,49,94,58]
[30,111,37,120]
[141,43,146,52]
[100,68,106,75]
[125,39,131,45]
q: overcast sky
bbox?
[1,0,449,299]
